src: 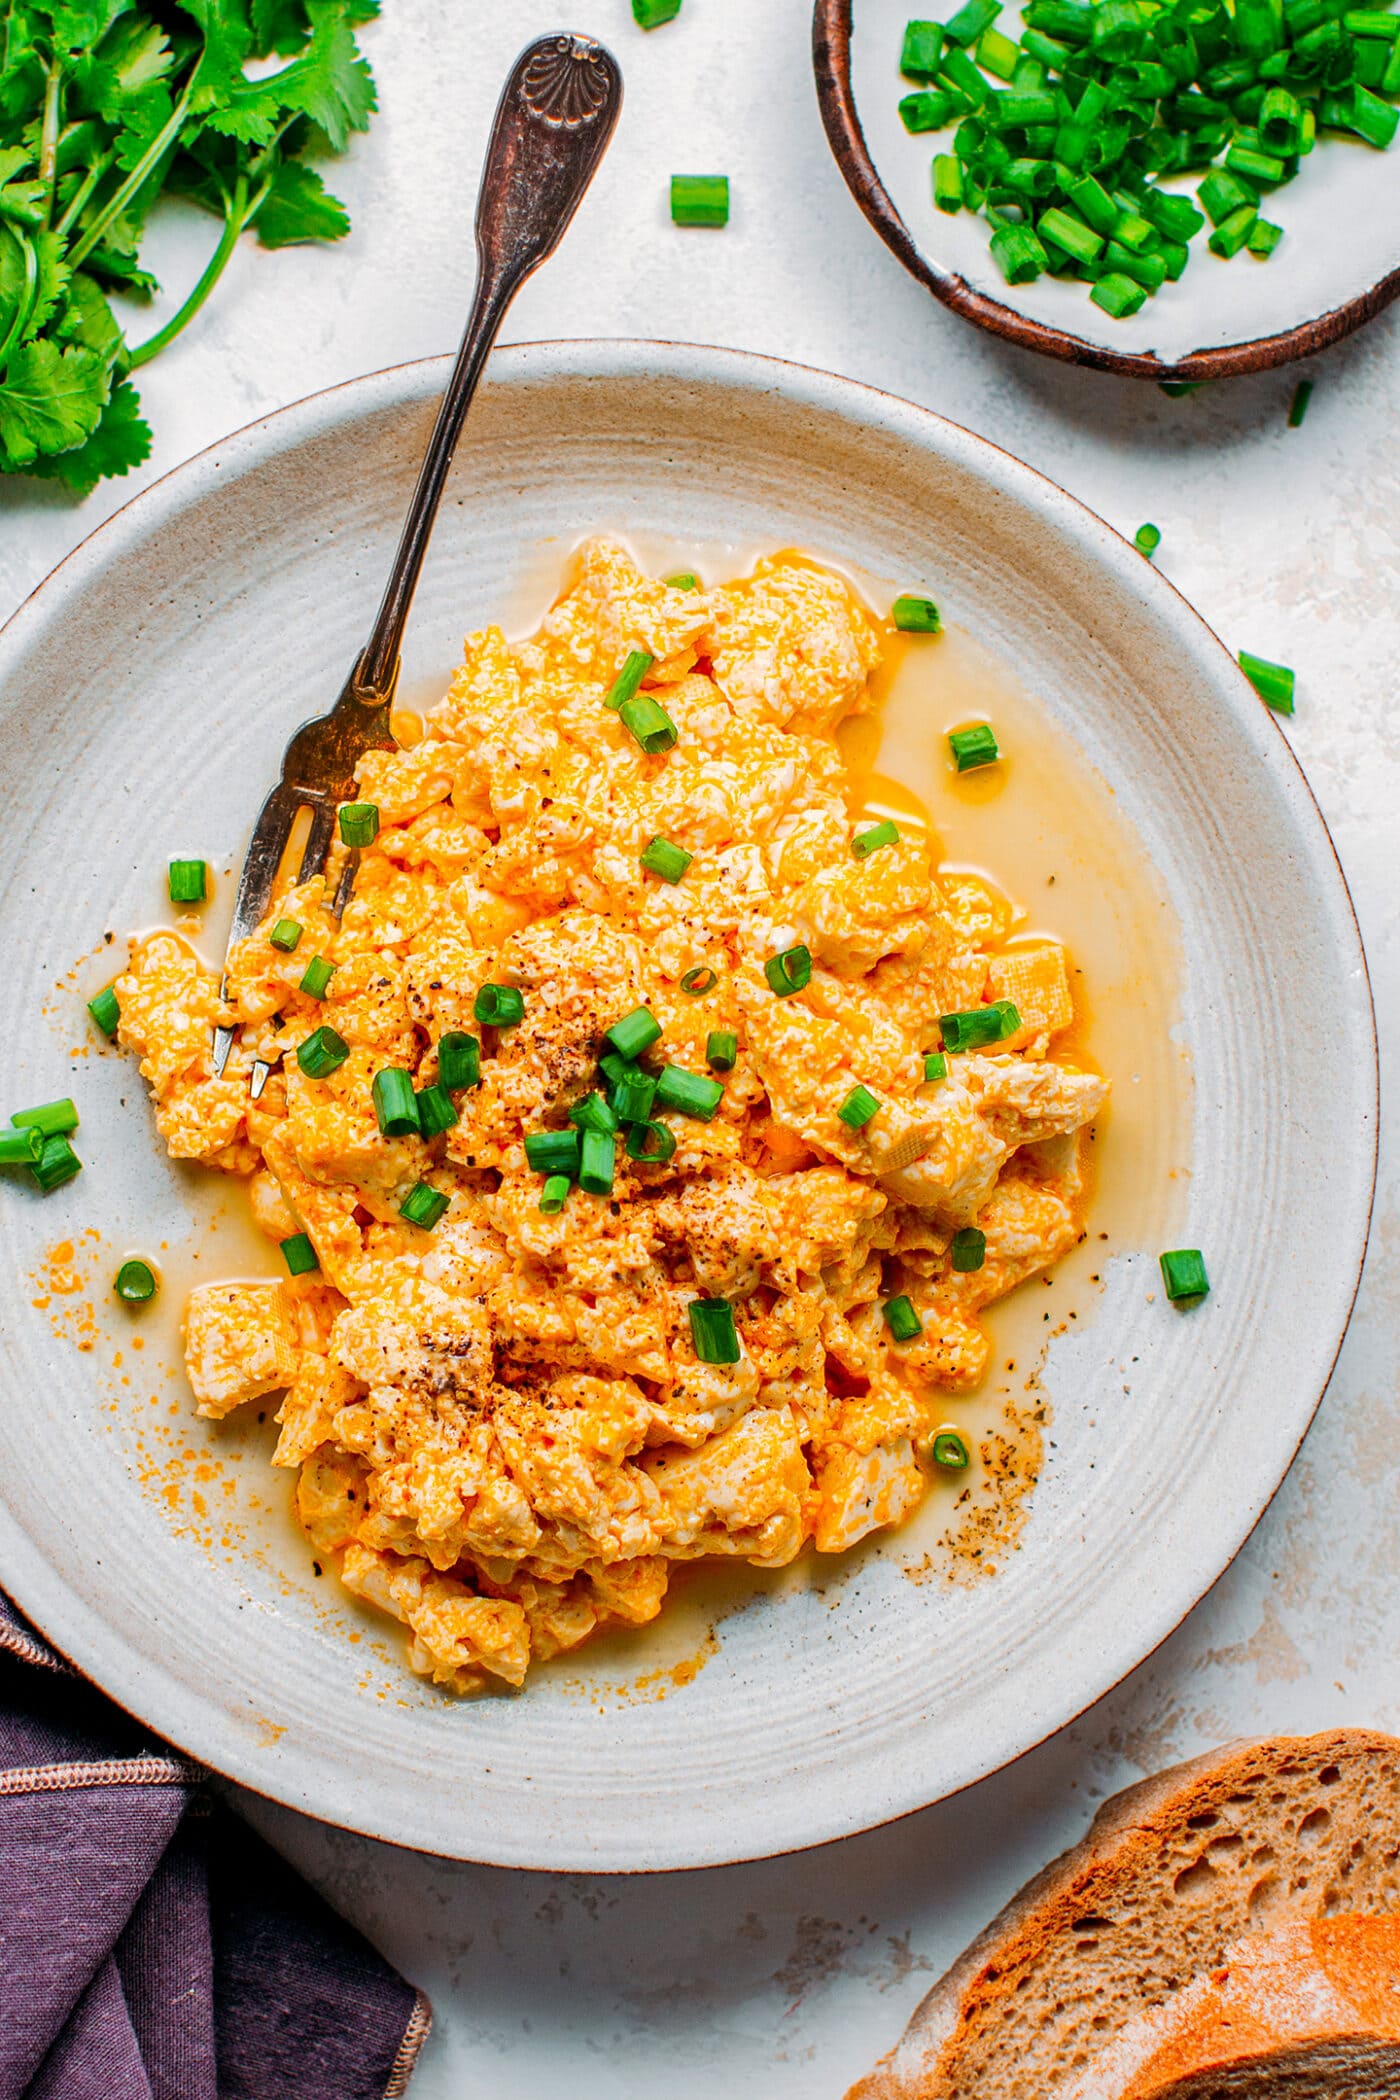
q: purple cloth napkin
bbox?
[0,1594,430,2100]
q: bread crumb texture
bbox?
[848,1730,1400,2100]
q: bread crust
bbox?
[847,1730,1400,2100]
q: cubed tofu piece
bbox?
[184,1282,299,1418]
[987,943,1074,1054]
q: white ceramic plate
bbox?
[816,0,1400,378]
[0,341,1375,1869]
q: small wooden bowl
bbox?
[813,0,1400,382]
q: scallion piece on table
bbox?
[626,1120,678,1163]
[764,944,812,997]
[437,1033,480,1091]
[399,1181,450,1232]
[640,835,692,883]
[0,1126,43,1167]
[900,18,944,78]
[939,1000,1022,1052]
[706,1030,738,1073]
[604,649,655,712]
[168,860,206,905]
[415,1083,459,1138]
[671,174,729,226]
[114,1257,157,1302]
[632,0,681,26]
[269,918,303,953]
[338,802,379,848]
[31,1133,81,1192]
[578,1128,616,1195]
[951,1226,987,1271]
[892,593,941,633]
[838,1084,881,1130]
[618,692,679,754]
[655,1066,725,1120]
[13,1098,78,1136]
[569,1091,620,1135]
[689,1297,740,1364]
[931,1429,970,1469]
[295,1025,349,1079]
[372,1067,420,1138]
[1288,379,1314,426]
[539,1173,571,1214]
[1135,522,1162,556]
[612,1070,658,1124]
[852,820,900,858]
[87,986,121,1038]
[680,965,718,996]
[299,955,334,1000]
[279,1234,319,1277]
[1159,1246,1210,1300]
[924,1051,948,1082]
[882,1294,923,1343]
[474,983,525,1028]
[606,1005,662,1061]
[948,723,999,771]
[1238,649,1295,713]
[524,1130,580,1177]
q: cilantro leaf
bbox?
[25,377,150,493]
[0,338,108,469]
[53,269,124,362]
[251,156,348,246]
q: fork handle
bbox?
[354,34,623,702]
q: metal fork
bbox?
[213,32,623,1090]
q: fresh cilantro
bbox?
[0,0,377,492]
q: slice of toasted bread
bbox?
[847,1730,1400,2100]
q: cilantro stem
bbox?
[37,61,62,228]
[68,72,197,269]
[129,172,267,368]
[0,226,37,367]
[56,149,113,240]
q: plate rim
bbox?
[0,336,1379,1868]
[812,0,1400,384]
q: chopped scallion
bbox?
[278,1234,318,1277]
[539,1173,571,1214]
[1135,522,1162,557]
[415,1083,459,1138]
[764,944,812,997]
[951,1226,987,1271]
[640,835,692,883]
[892,593,942,633]
[606,1005,662,1061]
[618,692,679,754]
[295,1024,349,1079]
[87,985,121,1039]
[665,570,700,590]
[438,1033,480,1091]
[671,174,729,226]
[604,649,655,712]
[578,1128,616,1195]
[399,1181,450,1231]
[680,965,718,996]
[569,1091,620,1135]
[1288,378,1314,426]
[0,1125,43,1167]
[1238,648,1295,714]
[939,1000,1021,1052]
[299,954,334,1000]
[689,1297,740,1364]
[948,723,1000,771]
[168,859,206,905]
[882,1294,923,1343]
[372,1067,420,1138]
[852,819,899,858]
[655,1065,725,1120]
[626,1120,677,1163]
[612,1070,658,1123]
[338,802,380,848]
[524,1129,581,1176]
[13,1098,78,1136]
[114,1257,158,1302]
[474,982,525,1028]
[932,1429,970,1469]
[838,1084,881,1130]
[30,1133,80,1192]
[1159,1246,1210,1300]
[269,918,303,953]
[632,0,681,27]
[924,1051,948,1082]
[706,1030,738,1073]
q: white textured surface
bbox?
[0,1,1394,2094]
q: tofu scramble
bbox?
[115,541,1109,1694]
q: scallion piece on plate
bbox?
[578,1128,616,1195]
[900,19,944,78]
[951,1226,987,1271]
[338,802,380,848]
[1208,206,1258,259]
[932,1429,970,1469]
[278,1233,318,1277]
[764,944,812,997]
[299,954,334,1000]
[618,692,679,754]
[539,1173,571,1214]
[706,1030,737,1073]
[372,1067,420,1137]
[604,649,655,712]
[399,1181,450,1232]
[689,1296,740,1364]
[612,1070,658,1124]
[114,1257,157,1302]
[31,1133,80,1192]
[1248,218,1283,258]
[87,986,121,1038]
[665,571,700,590]
[933,152,964,209]
[295,1024,349,1079]
[1159,1247,1210,1301]
[838,1084,881,1130]
[437,1032,480,1091]
[569,1091,620,1135]
[1091,271,1146,318]
[670,174,729,226]
[902,89,959,132]
[168,859,206,904]
[626,1120,677,1163]
[948,723,999,771]
[475,982,525,1028]
[1038,205,1103,263]
[13,1098,78,1136]
[939,1000,1021,1052]
[882,1294,923,1343]
[892,593,941,633]
[1135,522,1162,557]
[1288,379,1314,427]
[991,222,1048,284]
[606,1005,662,1061]
[1238,649,1295,714]
[524,1129,581,1176]
[680,965,718,996]
[0,1125,43,1167]
[269,918,303,953]
[415,1083,459,1138]
[640,835,692,883]
[852,819,899,858]
[655,1065,725,1120]
[924,1051,948,1082]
